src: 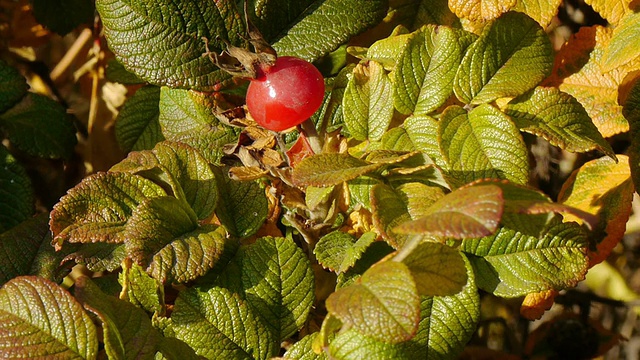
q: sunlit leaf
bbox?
[453,11,553,104]
[548,26,639,137]
[449,0,516,21]
[315,231,377,273]
[394,25,462,115]
[326,261,420,344]
[462,216,588,297]
[292,153,384,187]
[511,0,562,28]
[583,0,634,25]
[168,286,277,359]
[602,12,640,71]
[439,105,529,186]
[343,61,394,141]
[283,332,328,360]
[0,276,98,359]
[120,260,164,314]
[402,242,468,296]
[240,237,315,341]
[503,86,614,158]
[558,155,634,267]
[395,184,503,238]
[623,77,640,195]
[404,114,446,168]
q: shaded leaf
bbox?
[395,183,503,238]
[50,172,167,248]
[0,215,72,286]
[120,260,164,314]
[158,88,239,164]
[283,332,328,360]
[394,25,462,116]
[32,0,94,35]
[439,104,529,185]
[292,153,384,187]
[0,93,77,159]
[75,276,160,360]
[558,155,634,267]
[504,86,614,158]
[168,286,277,359]
[0,146,32,232]
[0,276,98,359]
[214,167,268,238]
[343,61,394,141]
[326,261,420,344]
[453,11,553,104]
[240,237,315,341]
[315,231,377,273]
[105,59,145,84]
[462,216,588,297]
[402,242,467,297]
[115,85,164,152]
[623,77,640,196]
[0,60,28,114]
[64,242,127,273]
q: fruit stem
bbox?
[298,118,323,154]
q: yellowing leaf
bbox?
[548,26,640,137]
[520,289,558,320]
[584,0,635,25]
[558,155,634,267]
[449,0,516,22]
[602,11,640,71]
[511,0,562,28]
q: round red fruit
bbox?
[246,56,325,131]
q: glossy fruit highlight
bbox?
[246,56,325,131]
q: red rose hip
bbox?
[246,56,325,131]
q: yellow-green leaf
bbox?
[292,153,384,187]
[602,11,640,71]
[449,0,516,22]
[583,0,634,25]
[511,0,562,28]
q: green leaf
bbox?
[0,60,28,114]
[329,255,479,360]
[168,286,277,359]
[0,215,73,286]
[394,25,462,115]
[347,176,380,210]
[283,332,328,360]
[95,0,241,90]
[149,224,237,285]
[404,114,446,168]
[32,0,94,35]
[112,141,219,220]
[50,172,167,247]
[105,59,145,84]
[158,88,239,164]
[123,195,197,266]
[504,87,614,158]
[240,237,315,341]
[315,231,377,273]
[365,28,412,70]
[336,242,396,289]
[395,184,503,238]
[269,0,388,61]
[453,11,553,104]
[402,242,468,297]
[380,127,415,152]
[326,261,421,344]
[0,276,98,359]
[343,61,394,141]
[75,276,161,360]
[120,260,164,314]
[65,243,127,273]
[439,104,529,185]
[602,12,640,71]
[292,153,384,187]
[0,146,33,232]
[461,216,589,297]
[0,93,77,159]
[154,336,202,360]
[371,182,445,248]
[214,168,268,238]
[115,85,164,152]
